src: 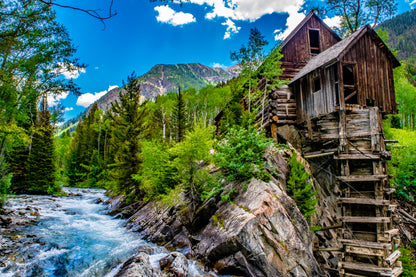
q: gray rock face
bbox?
[159,252,189,277]
[118,148,326,276]
[194,178,321,277]
[115,252,153,277]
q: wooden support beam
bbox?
[391,266,403,277]
[344,273,370,277]
[303,148,338,159]
[385,140,399,144]
[320,223,343,230]
[314,247,343,252]
[340,239,392,250]
[385,250,401,266]
[334,153,381,160]
[337,175,387,182]
[385,229,399,239]
[338,197,389,205]
[339,261,392,275]
[345,245,385,256]
[342,216,390,223]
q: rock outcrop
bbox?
[114,148,326,276]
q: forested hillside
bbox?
[377,8,416,60]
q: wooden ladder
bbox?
[337,108,402,277]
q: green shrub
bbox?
[214,125,272,182]
[287,152,318,221]
[400,246,416,277]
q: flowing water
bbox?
[0,188,212,277]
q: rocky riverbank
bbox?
[0,199,43,268]
[109,147,327,277]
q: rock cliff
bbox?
[111,148,327,276]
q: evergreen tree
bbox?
[171,87,187,142]
[287,152,318,221]
[0,0,81,196]
[108,72,145,201]
[26,98,59,195]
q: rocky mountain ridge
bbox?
[84,63,239,116]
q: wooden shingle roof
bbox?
[289,25,400,84]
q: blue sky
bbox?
[50,0,416,122]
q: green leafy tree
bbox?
[326,0,397,37]
[231,28,268,111]
[258,46,286,125]
[0,0,81,196]
[287,152,318,221]
[169,123,214,204]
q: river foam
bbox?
[0,188,214,277]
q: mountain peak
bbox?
[81,62,238,117]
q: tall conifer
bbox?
[26,98,59,194]
[109,73,144,201]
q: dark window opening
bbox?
[343,65,355,85]
[343,65,358,104]
[334,65,340,106]
[366,98,375,107]
[335,83,340,106]
[309,29,320,54]
[313,77,321,92]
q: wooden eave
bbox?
[337,25,400,68]
[281,11,341,49]
[289,25,400,85]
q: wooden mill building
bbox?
[257,12,403,277]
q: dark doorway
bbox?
[343,64,358,104]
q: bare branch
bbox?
[39,0,117,29]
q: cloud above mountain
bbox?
[76,85,119,108]
[155,5,196,26]
[156,0,307,39]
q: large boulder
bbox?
[194,178,324,277]
[115,252,153,277]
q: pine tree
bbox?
[108,72,144,201]
[172,87,187,142]
[287,152,318,221]
[26,98,59,195]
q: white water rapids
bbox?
[0,188,214,277]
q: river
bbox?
[0,188,213,277]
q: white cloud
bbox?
[76,85,119,108]
[53,62,86,79]
[108,85,119,91]
[221,18,241,39]
[76,91,107,108]
[185,0,304,21]
[47,91,69,107]
[64,107,73,111]
[323,15,341,29]
[212,62,227,68]
[274,5,305,41]
[155,5,196,26]
[178,0,305,40]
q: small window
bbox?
[309,29,320,54]
[313,77,321,92]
